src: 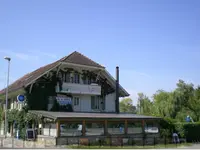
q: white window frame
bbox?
[73,97,80,106]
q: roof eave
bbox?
[61,62,105,70]
[24,62,62,88]
[103,70,130,97]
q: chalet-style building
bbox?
[0,51,160,145]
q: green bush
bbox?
[183,122,200,142]
[160,118,200,142]
[159,118,176,137]
[174,122,185,138]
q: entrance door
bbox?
[73,97,81,111]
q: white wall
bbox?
[105,92,116,112]
[77,93,116,112]
[79,95,91,112]
[48,93,116,113]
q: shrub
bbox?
[160,118,200,142]
[183,122,200,142]
[159,118,176,137]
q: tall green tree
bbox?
[137,79,200,122]
[137,93,153,115]
[119,98,136,113]
[152,90,173,117]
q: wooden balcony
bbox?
[56,82,101,95]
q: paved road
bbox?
[183,144,200,149]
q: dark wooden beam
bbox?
[104,120,108,135]
[82,120,86,136]
[56,120,60,137]
[125,119,128,134]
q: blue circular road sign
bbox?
[17,95,25,102]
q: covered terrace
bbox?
[29,111,162,138]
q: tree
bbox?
[186,86,200,121]
[137,79,200,122]
[152,90,174,117]
[119,98,136,113]
[137,93,153,115]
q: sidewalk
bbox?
[0,137,58,148]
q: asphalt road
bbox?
[183,144,200,149]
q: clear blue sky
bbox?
[0,0,200,105]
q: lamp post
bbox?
[4,56,11,138]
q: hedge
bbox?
[160,118,200,142]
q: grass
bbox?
[68,143,192,149]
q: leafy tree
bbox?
[119,98,136,113]
[137,79,200,122]
[137,93,153,115]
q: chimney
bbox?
[115,66,120,114]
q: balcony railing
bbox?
[56,82,101,95]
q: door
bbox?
[73,97,81,111]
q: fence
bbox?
[0,136,190,148]
[56,136,188,148]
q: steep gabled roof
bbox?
[0,51,129,97]
[0,51,105,94]
[0,60,60,94]
[62,51,104,68]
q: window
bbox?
[73,97,80,106]
[88,77,91,85]
[70,76,74,83]
[60,122,83,136]
[85,122,104,136]
[91,96,105,110]
[83,77,88,84]
[127,122,142,134]
[91,96,96,109]
[145,122,159,133]
[74,73,80,84]
[87,77,95,84]
[107,121,125,135]
[62,72,70,82]
[83,76,95,85]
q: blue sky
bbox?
[0,0,200,105]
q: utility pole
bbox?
[4,56,11,138]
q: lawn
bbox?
[68,143,192,149]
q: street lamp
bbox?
[4,56,11,138]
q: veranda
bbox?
[29,111,161,145]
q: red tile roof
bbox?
[0,51,104,94]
